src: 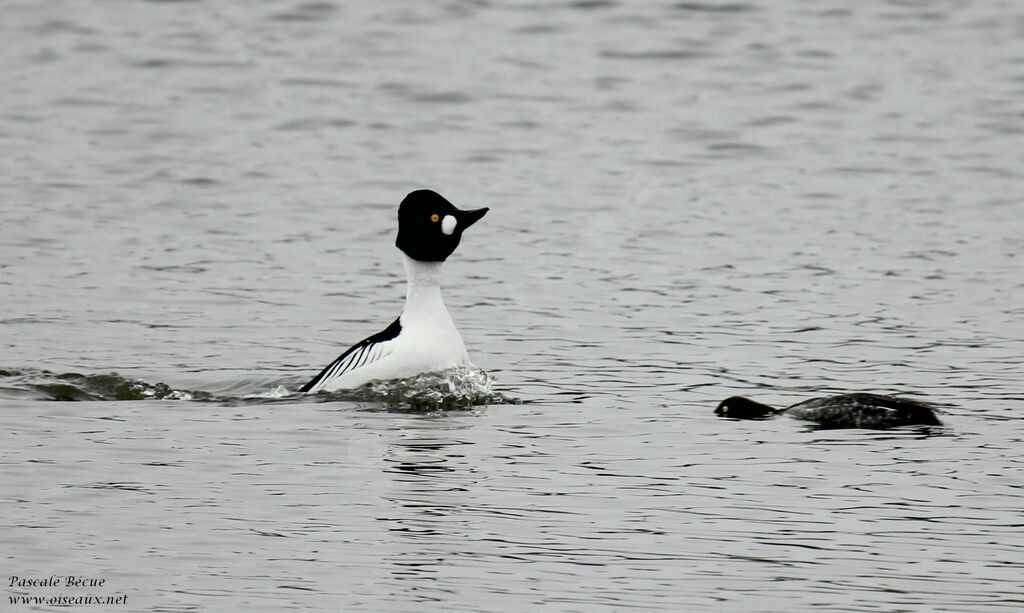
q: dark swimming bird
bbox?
[714,393,943,429]
[299,190,489,393]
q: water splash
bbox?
[314,366,522,410]
[0,366,521,408]
[244,384,294,400]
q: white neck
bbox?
[402,254,445,309]
[397,253,468,367]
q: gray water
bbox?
[2,0,1023,610]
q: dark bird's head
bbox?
[714,396,779,420]
[396,190,488,262]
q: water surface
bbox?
[2,0,1023,610]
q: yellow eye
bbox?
[430,213,440,222]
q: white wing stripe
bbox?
[299,317,404,393]
[353,347,370,370]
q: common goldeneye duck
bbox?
[299,189,488,394]
[715,393,943,429]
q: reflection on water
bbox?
[2,0,1024,610]
[383,428,476,592]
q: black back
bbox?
[786,393,942,428]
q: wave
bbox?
[316,366,521,411]
[0,366,521,409]
[0,368,212,402]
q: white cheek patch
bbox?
[441,215,457,236]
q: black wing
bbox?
[299,317,403,393]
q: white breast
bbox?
[310,256,471,393]
[315,310,468,392]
